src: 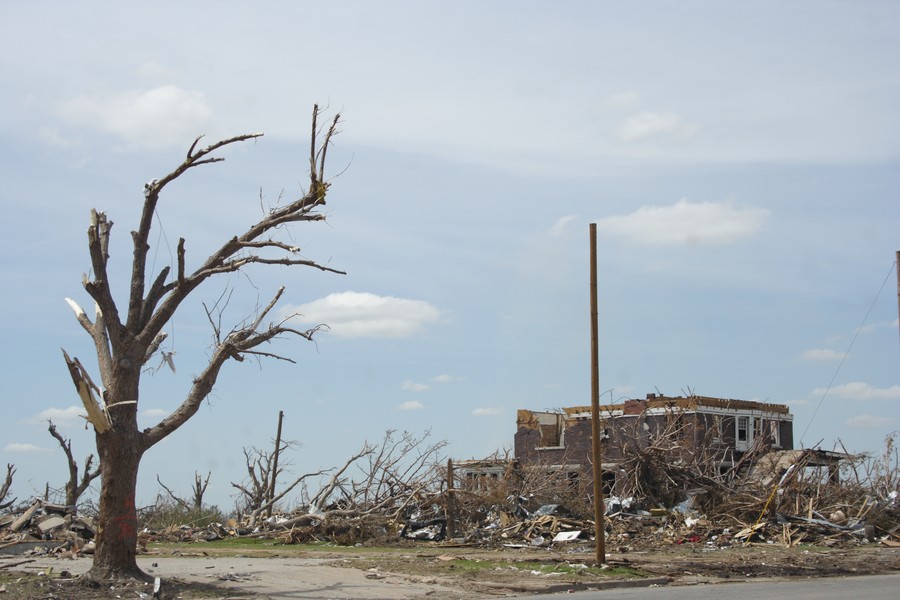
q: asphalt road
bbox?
[516,573,900,600]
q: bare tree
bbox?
[191,471,212,511]
[0,464,15,511]
[231,441,335,528]
[61,106,344,582]
[156,471,211,512]
[47,420,101,508]
[231,445,290,514]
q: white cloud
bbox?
[798,349,844,361]
[550,215,579,237]
[25,406,86,427]
[472,407,501,416]
[58,85,213,150]
[4,443,50,454]
[397,400,424,411]
[285,292,440,338]
[845,414,895,429]
[615,111,699,143]
[140,408,169,419]
[811,382,900,402]
[401,380,430,393]
[432,374,456,383]
[596,199,770,246]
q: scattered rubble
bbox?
[0,499,95,559]
[3,436,897,569]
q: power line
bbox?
[799,258,897,446]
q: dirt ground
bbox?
[1,541,898,599]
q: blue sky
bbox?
[1,1,898,510]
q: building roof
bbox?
[538,394,791,420]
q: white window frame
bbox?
[711,415,722,442]
[769,419,781,448]
[736,415,752,451]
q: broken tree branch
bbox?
[61,349,110,434]
[0,464,15,510]
[48,420,101,507]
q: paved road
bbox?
[10,553,900,599]
[9,555,464,599]
[516,573,900,600]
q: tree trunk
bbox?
[87,369,149,582]
[88,428,147,581]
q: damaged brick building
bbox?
[514,394,794,490]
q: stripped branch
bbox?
[0,464,15,510]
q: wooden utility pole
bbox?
[589,223,606,565]
[267,410,285,518]
[446,459,456,537]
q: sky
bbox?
[1,1,898,511]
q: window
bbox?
[737,416,749,443]
[466,472,500,491]
[711,415,722,442]
[769,420,781,447]
[536,413,565,448]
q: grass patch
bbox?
[448,558,646,578]
[147,538,390,558]
[0,572,39,585]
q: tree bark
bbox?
[86,369,148,582]
[89,431,146,581]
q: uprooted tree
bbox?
[61,106,344,582]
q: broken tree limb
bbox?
[0,464,15,510]
[245,467,331,529]
[61,349,110,433]
[311,445,375,510]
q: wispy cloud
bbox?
[285,292,440,338]
[401,380,430,393]
[432,374,457,383]
[597,199,769,246]
[615,111,699,143]
[472,407,501,416]
[798,349,844,361]
[397,400,424,411]
[4,443,50,454]
[24,406,86,428]
[140,408,169,419]
[845,414,895,429]
[550,215,579,237]
[58,85,213,150]
[810,382,900,402]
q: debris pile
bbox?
[3,435,897,557]
[0,499,95,558]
